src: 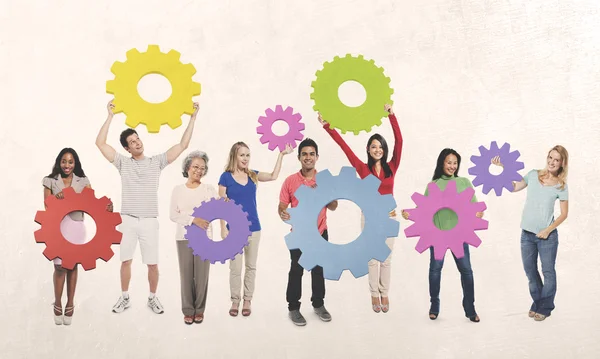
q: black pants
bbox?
[286,230,328,311]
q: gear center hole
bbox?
[325,200,362,245]
[60,212,96,245]
[433,208,458,231]
[271,119,290,136]
[137,74,173,103]
[488,163,504,176]
[210,220,227,242]
[338,81,367,108]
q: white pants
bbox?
[119,215,160,265]
[361,213,396,297]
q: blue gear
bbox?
[284,167,399,281]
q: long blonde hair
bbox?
[224,142,258,184]
[538,145,568,190]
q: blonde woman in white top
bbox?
[169,150,218,325]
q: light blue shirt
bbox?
[520,169,568,234]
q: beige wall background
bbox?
[1,0,599,358]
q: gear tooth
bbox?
[125,115,142,129]
[125,48,141,60]
[43,247,58,260]
[358,54,364,60]
[181,63,197,77]
[324,267,344,281]
[99,247,115,261]
[298,254,318,271]
[106,79,117,94]
[191,81,201,96]
[338,167,358,179]
[362,174,381,192]
[333,55,340,61]
[145,121,162,133]
[166,49,182,62]
[316,169,333,181]
[293,185,314,203]
[109,61,125,75]
[166,116,183,130]
[146,44,161,53]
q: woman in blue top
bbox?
[219,141,293,317]
[492,145,569,321]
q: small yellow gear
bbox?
[106,45,201,133]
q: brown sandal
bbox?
[184,315,194,325]
[229,303,239,317]
[194,313,204,323]
[242,301,251,317]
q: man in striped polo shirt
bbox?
[278,138,338,326]
[95,99,200,315]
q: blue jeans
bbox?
[429,243,476,317]
[520,229,559,316]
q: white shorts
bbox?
[119,215,159,265]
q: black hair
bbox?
[298,138,319,156]
[120,128,138,148]
[366,133,392,178]
[432,148,461,181]
[46,148,86,179]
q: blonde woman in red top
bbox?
[319,104,403,313]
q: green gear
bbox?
[310,54,394,135]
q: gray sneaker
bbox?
[112,296,131,313]
[147,296,164,314]
[314,306,331,322]
[289,310,307,326]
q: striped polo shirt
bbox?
[112,152,169,218]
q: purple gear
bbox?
[256,105,305,151]
[403,180,488,260]
[184,198,252,264]
[468,141,525,196]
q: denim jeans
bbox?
[429,243,476,317]
[520,229,559,316]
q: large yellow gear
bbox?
[106,45,201,133]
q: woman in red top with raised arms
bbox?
[319,104,403,313]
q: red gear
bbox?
[34,186,122,270]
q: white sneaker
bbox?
[112,296,131,313]
[147,296,164,314]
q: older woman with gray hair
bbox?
[169,150,218,325]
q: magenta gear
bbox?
[256,105,305,151]
[403,180,488,260]
[184,198,252,264]
[468,141,525,196]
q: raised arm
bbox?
[218,184,229,238]
[166,102,199,164]
[319,113,366,171]
[385,105,403,169]
[257,144,293,182]
[95,100,117,162]
[491,156,528,192]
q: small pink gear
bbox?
[256,105,305,151]
[403,180,488,260]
